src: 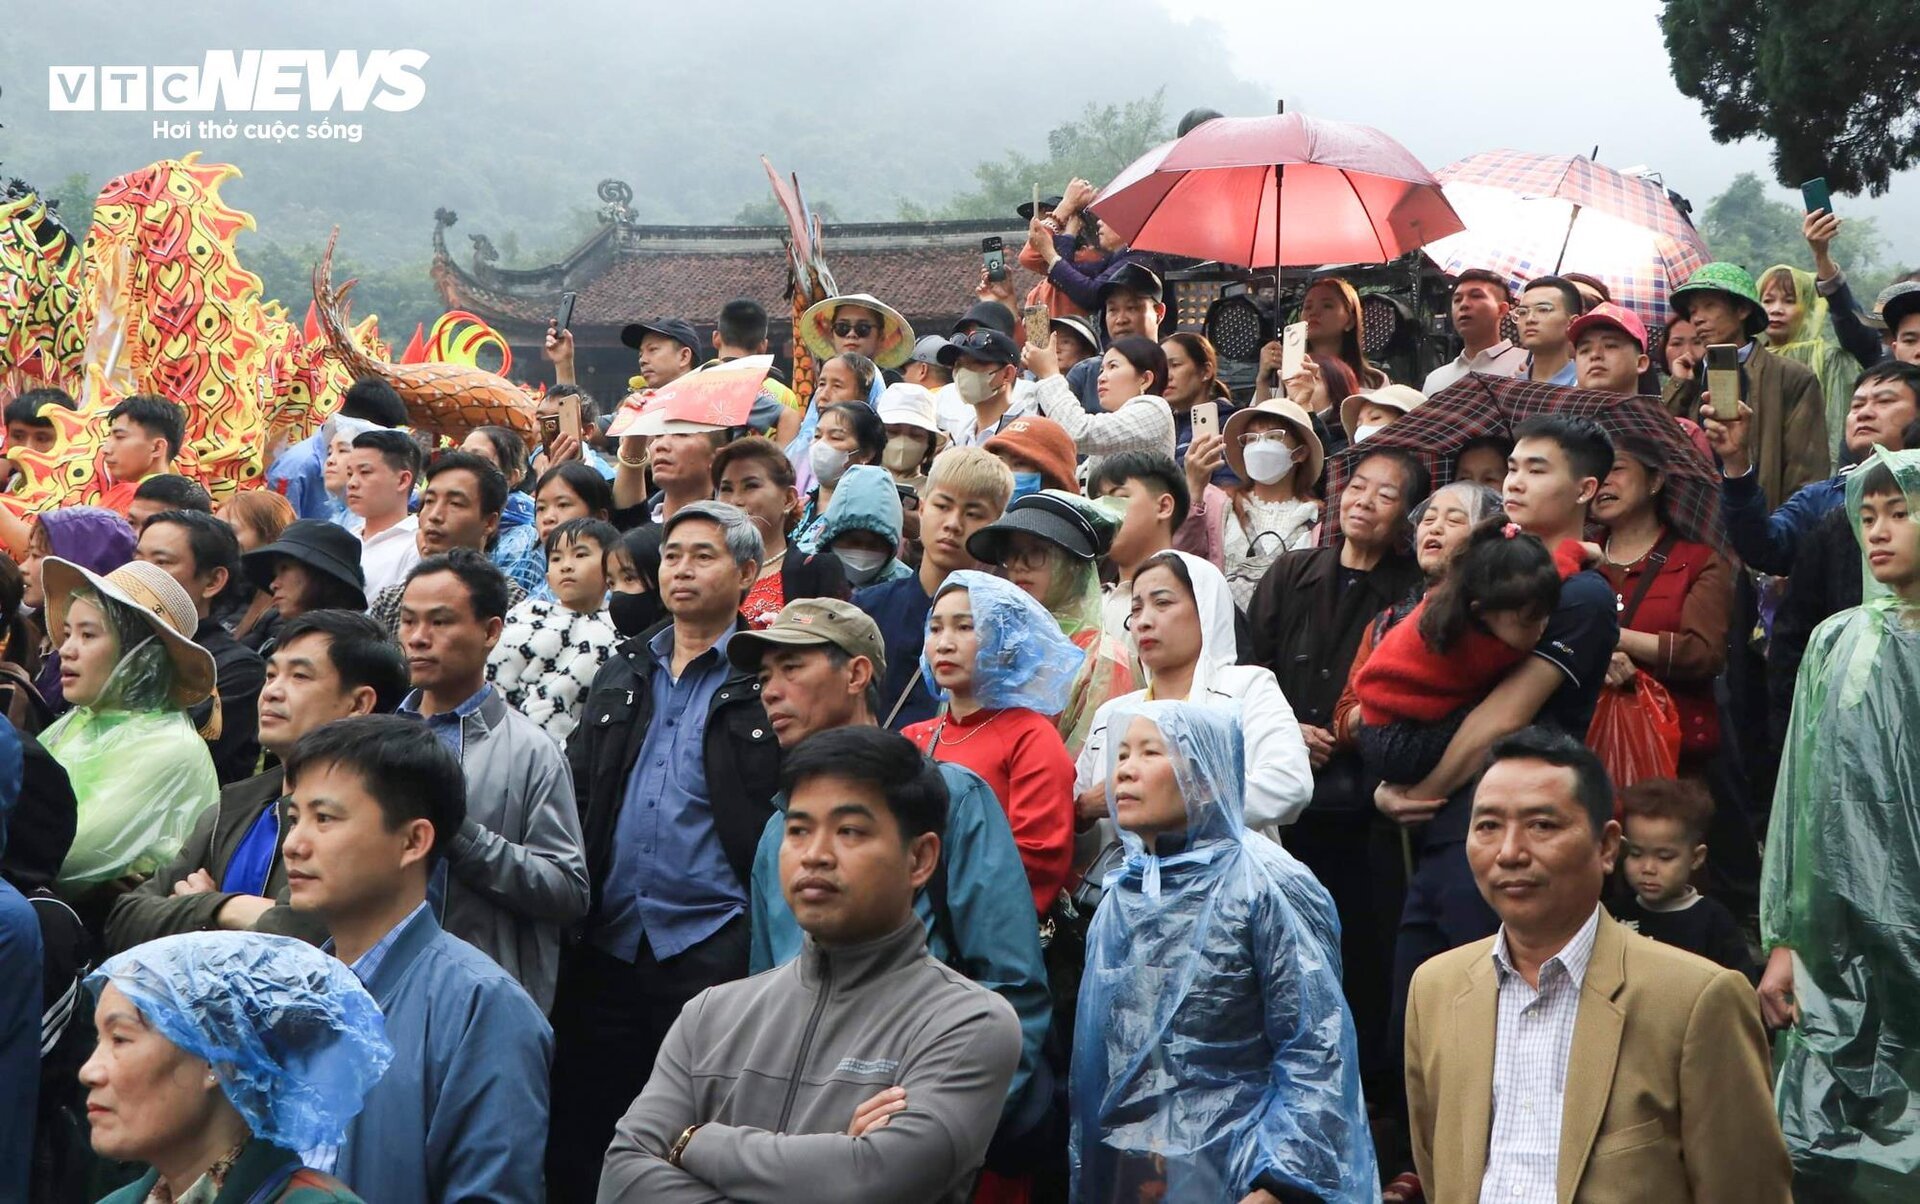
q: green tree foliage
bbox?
[1663,0,1920,196]
[47,172,97,233]
[907,91,1173,220]
[242,236,446,343]
[1699,172,1899,294]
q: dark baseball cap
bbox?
[1096,263,1165,305]
[951,301,1017,338]
[726,597,887,676]
[620,317,703,356]
[1017,195,1065,221]
[938,328,1021,368]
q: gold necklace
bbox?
[931,706,1000,749]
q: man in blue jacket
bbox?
[1702,360,1920,574]
[283,714,550,1203]
[730,599,1053,1160]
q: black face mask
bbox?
[608,589,667,638]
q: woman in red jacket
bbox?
[905,570,1082,915]
[1590,434,1734,769]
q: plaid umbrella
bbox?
[1323,374,1728,555]
[1420,149,1710,332]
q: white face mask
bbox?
[1353,423,1385,444]
[836,547,888,583]
[809,441,851,485]
[1242,441,1301,485]
[954,367,1003,406]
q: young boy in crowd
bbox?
[489,516,620,745]
[1608,777,1758,982]
[1088,451,1188,653]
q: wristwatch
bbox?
[667,1123,701,1168]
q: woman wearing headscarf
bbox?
[1070,700,1377,1204]
[904,569,1082,914]
[44,559,220,899]
[1760,446,1920,1197]
[1075,551,1314,843]
[84,931,392,1203]
[19,506,137,716]
[813,464,913,590]
[1760,263,1863,461]
[785,350,887,498]
[967,491,1136,759]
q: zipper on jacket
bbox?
[777,953,833,1131]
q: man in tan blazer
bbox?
[1404,727,1789,1203]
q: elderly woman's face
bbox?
[1415,486,1485,577]
[80,984,229,1165]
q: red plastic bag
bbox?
[1585,674,1682,810]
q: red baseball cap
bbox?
[1568,301,1648,351]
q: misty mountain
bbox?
[0,0,1271,273]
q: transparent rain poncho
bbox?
[89,931,394,1151]
[1028,492,1133,757]
[50,585,220,892]
[921,570,1084,715]
[1070,700,1376,1203]
[1762,445,1920,1195]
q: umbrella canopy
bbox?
[1091,113,1463,268]
[1422,150,1710,331]
[1324,374,1727,555]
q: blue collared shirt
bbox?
[398,684,493,759]
[591,626,744,962]
[306,899,433,1172]
[1529,355,1579,387]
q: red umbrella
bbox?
[1091,113,1463,269]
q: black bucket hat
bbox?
[241,519,367,609]
[966,491,1112,563]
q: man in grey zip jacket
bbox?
[598,726,1021,1204]
[396,550,589,1012]
[104,610,408,953]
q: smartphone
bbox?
[1190,401,1219,443]
[1800,177,1832,215]
[1706,344,1741,421]
[557,393,582,443]
[554,290,576,332]
[982,236,1007,283]
[1280,321,1308,380]
[538,413,561,451]
[1022,303,1050,348]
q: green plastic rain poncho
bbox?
[1027,492,1136,759]
[1762,445,1920,1196]
[1071,700,1376,1203]
[50,584,219,894]
[1761,264,1863,462]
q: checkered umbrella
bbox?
[1323,374,1728,555]
[1420,150,1711,332]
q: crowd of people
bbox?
[0,185,1915,1204]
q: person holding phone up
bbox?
[1662,262,1829,511]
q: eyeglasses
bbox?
[999,544,1055,571]
[1511,302,1564,320]
[1236,431,1301,449]
[832,321,877,338]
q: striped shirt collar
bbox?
[1490,904,1601,990]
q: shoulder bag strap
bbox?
[1618,531,1679,628]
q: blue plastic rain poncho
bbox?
[815,464,912,586]
[1762,445,1920,1195]
[922,570,1083,714]
[88,931,394,1150]
[1071,700,1376,1203]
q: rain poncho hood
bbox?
[89,932,394,1150]
[48,584,219,891]
[1139,551,1239,698]
[1761,263,1862,459]
[1761,445,1920,1191]
[1032,493,1131,757]
[1072,700,1375,1202]
[922,570,1082,715]
[816,464,911,584]
[33,505,137,709]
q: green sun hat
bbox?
[1669,263,1768,337]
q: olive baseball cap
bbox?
[726,597,887,676]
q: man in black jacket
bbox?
[101,610,407,954]
[550,500,781,1204]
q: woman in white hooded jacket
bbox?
[1073,550,1313,844]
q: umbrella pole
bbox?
[1552,203,1581,274]
[1273,163,1285,342]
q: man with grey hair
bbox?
[546,500,784,1203]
